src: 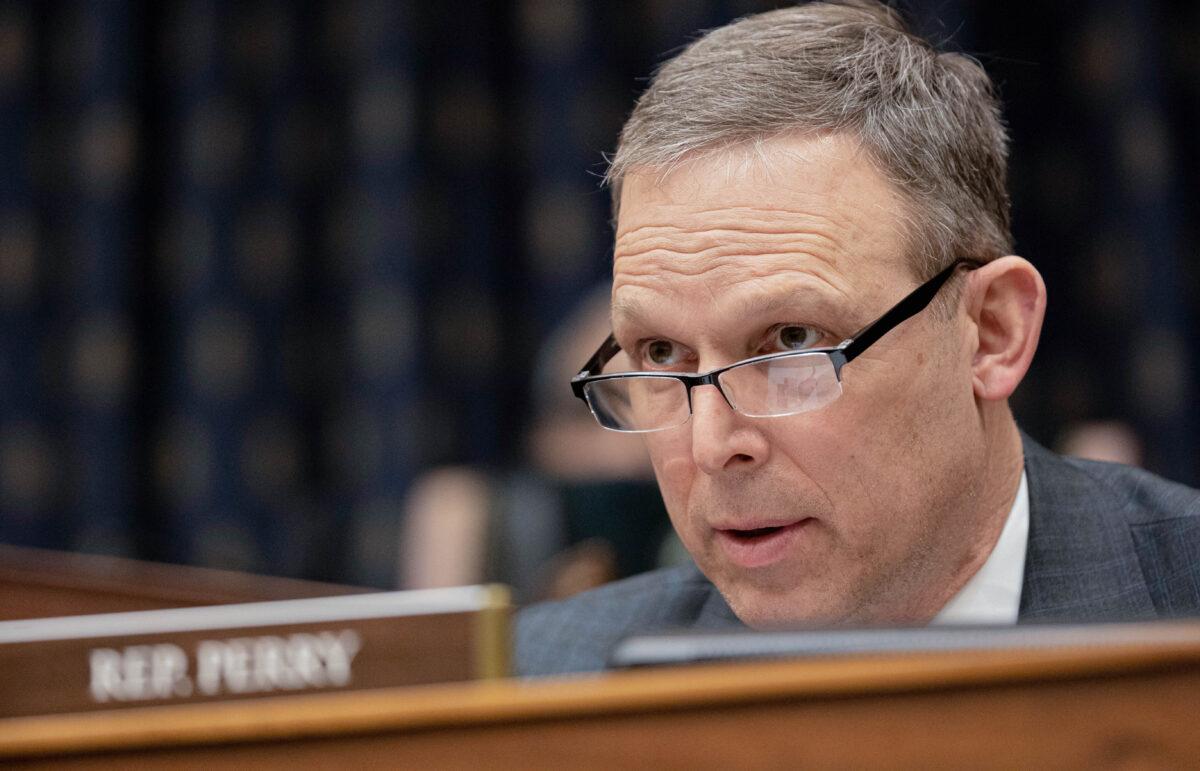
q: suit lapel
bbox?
[1019,434,1157,622]
[680,564,745,630]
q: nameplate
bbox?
[0,585,509,718]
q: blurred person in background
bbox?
[1057,420,1144,467]
[400,286,678,602]
[515,0,1200,677]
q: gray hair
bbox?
[606,0,1013,276]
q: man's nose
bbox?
[689,384,768,475]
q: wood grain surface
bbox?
[2,638,1199,768]
[0,543,365,621]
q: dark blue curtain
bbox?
[961,1,1198,482]
[0,1,1195,587]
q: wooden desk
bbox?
[2,639,1198,768]
[0,544,365,620]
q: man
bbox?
[516,0,1200,676]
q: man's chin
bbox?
[717,580,858,630]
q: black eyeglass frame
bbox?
[570,258,984,419]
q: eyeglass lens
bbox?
[719,353,841,418]
[583,352,842,432]
[585,377,690,432]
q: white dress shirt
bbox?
[930,470,1029,625]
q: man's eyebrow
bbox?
[611,285,852,333]
[610,297,653,330]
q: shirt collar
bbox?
[930,470,1029,626]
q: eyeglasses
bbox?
[571,258,982,433]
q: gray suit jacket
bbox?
[514,435,1200,676]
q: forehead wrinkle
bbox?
[613,246,847,287]
[614,212,867,292]
[614,246,855,295]
[615,207,857,256]
[614,232,851,274]
[616,202,857,237]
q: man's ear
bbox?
[964,256,1046,401]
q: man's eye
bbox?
[772,324,822,351]
[645,339,681,366]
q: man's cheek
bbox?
[652,453,694,498]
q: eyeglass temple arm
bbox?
[571,333,622,397]
[839,259,980,364]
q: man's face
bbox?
[611,134,988,627]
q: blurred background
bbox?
[0,1,1195,594]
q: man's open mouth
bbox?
[714,519,812,568]
[725,526,786,540]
